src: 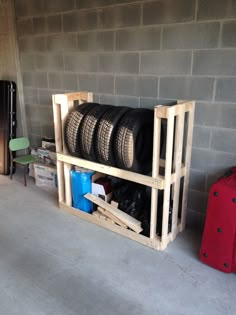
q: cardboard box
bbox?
[41,139,56,151]
[34,163,57,193]
[37,148,57,165]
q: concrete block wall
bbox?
[15,0,236,229]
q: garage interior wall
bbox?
[0,0,24,137]
[14,0,236,229]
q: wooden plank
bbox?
[161,113,175,247]
[172,111,185,239]
[59,202,161,250]
[52,95,65,203]
[57,153,164,190]
[150,107,161,239]
[85,194,143,233]
[98,207,127,228]
[60,95,73,206]
[52,96,63,153]
[156,101,193,119]
[180,102,195,231]
[54,92,89,103]
[57,160,65,203]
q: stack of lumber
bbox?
[85,194,143,234]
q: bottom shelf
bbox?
[59,201,181,251]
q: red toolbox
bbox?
[200,167,236,273]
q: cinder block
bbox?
[193,50,236,76]
[64,54,98,72]
[25,104,39,121]
[63,10,97,32]
[28,120,41,136]
[99,53,139,74]
[38,106,53,123]
[191,148,215,172]
[140,98,176,109]
[162,22,220,49]
[198,0,236,20]
[48,72,62,89]
[62,73,78,91]
[77,0,140,9]
[211,129,236,154]
[16,19,33,37]
[213,151,236,172]
[19,37,46,52]
[159,77,214,101]
[34,72,48,89]
[48,54,64,71]
[15,0,45,17]
[45,0,74,13]
[192,126,211,149]
[35,54,48,70]
[38,89,53,105]
[41,124,54,138]
[23,72,34,87]
[99,94,117,105]
[47,34,77,52]
[24,88,38,104]
[215,78,236,103]
[216,103,236,129]
[47,15,62,33]
[187,189,208,213]
[194,102,219,127]
[141,51,191,75]
[115,27,161,51]
[33,17,46,34]
[78,31,114,52]
[97,75,114,94]
[20,54,35,71]
[116,95,139,107]
[115,76,158,97]
[78,74,98,92]
[15,0,29,17]
[222,22,236,47]
[100,94,139,107]
[192,149,236,175]
[143,0,195,25]
[186,209,204,230]
[189,169,206,192]
[98,4,141,29]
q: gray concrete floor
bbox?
[0,173,235,315]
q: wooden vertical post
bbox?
[60,95,74,207]
[150,106,162,239]
[171,111,185,239]
[180,102,195,231]
[161,111,175,248]
[53,95,65,203]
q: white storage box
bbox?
[34,163,57,192]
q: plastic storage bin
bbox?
[71,169,94,213]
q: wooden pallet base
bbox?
[59,201,181,250]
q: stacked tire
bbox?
[64,103,160,175]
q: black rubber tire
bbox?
[95,106,131,166]
[113,109,155,174]
[79,105,112,161]
[64,102,99,156]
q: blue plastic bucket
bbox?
[71,169,95,213]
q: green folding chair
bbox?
[9,137,38,186]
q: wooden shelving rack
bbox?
[52,91,195,250]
